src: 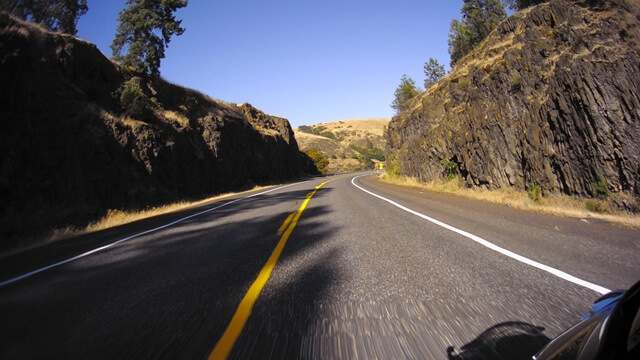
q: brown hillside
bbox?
[295,118,390,172]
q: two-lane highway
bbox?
[1,173,639,359]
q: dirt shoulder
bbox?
[377,174,640,229]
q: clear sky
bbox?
[77,0,465,127]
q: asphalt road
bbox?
[1,173,639,359]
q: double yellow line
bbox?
[209,178,335,359]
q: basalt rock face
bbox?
[0,12,307,249]
[386,0,640,205]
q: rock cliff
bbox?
[0,12,309,250]
[386,0,640,207]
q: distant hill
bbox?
[0,12,313,251]
[294,118,390,173]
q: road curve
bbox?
[1,173,639,359]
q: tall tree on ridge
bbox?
[111,0,188,76]
[1,0,88,35]
[423,57,446,89]
[391,74,420,115]
[448,0,507,67]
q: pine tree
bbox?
[111,0,188,76]
[391,75,420,115]
[503,0,547,11]
[423,58,446,89]
[448,0,507,66]
[462,0,506,43]
[1,0,88,35]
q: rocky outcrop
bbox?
[0,12,310,250]
[386,0,640,206]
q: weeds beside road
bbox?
[378,173,640,228]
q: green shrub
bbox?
[593,169,609,199]
[528,182,542,202]
[457,77,470,90]
[319,131,337,140]
[441,159,458,181]
[349,145,386,169]
[386,159,401,178]
[585,200,606,213]
[298,125,313,133]
[115,77,155,119]
[350,145,385,161]
[304,149,329,174]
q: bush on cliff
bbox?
[114,77,156,120]
[528,182,542,202]
[304,149,330,174]
[441,159,459,182]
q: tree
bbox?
[391,74,419,115]
[462,0,506,42]
[503,0,547,10]
[304,149,329,174]
[1,0,88,34]
[297,125,313,134]
[111,0,188,76]
[448,20,474,67]
[448,0,507,67]
[423,58,446,89]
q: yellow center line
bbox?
[276,212,296,235]
[208,178,336,360]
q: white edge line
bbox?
[0,180,310,288]
[351,175,611,295]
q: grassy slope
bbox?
[294,118,390,173]
[379,173,640,228]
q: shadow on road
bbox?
[2,182,558,360]
[0,186,328,279]
[0,185,342,360]
[228,199,346,359]
[446,321,550,360]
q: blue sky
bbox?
[77,0,466,127]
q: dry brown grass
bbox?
[294,118,390,173]
[327,158,361,173]
[295,132,354,156]
[81,185,270,233]
[163,110,189,127]
[118,116,145,130]
[295,118,389,146]
[380,174,640,228]
[317,118,390,136]
[255,127,280,137]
